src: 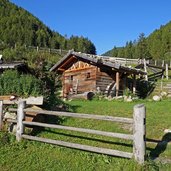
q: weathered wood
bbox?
[3,96,43,105]
[22,134,133,158]
[154,60,157,66]
[162,60,164,67]
[9,108,133,124]
[144,59,148,81]
[133,104,146,164]
[68,92,94,100]
[6,119,17,123]
[0,95,15,100]
[23,121,133,140]
[0,101,3,130]
[133,74,136,94]
[116,72,119,97]
[166,64,168,80]
[16,101,26,141]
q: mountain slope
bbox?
[103,21,171,59]
[0,0,96,54]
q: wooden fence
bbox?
[27,46,69,55]
[0,101,146,164]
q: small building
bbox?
[50,50,146,98]
[0,62,30,73]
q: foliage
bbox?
[0,70,43,97]
[0,0,96,54]
[136,80,155,98]
[104,21,171,60]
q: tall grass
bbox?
[0,70,43,97]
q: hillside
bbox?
[103,21,171,60]
[0,0,96,54]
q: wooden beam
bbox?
[143,59,148,81]
[116,72,119,97]
[154,60,157,66]
[133,74,136,95]
[58,56,77,71]
[9,108,133,124]
[0,101,3,130]
[16,101,26,141]
[0,95,13,100]
[3,96,43,105]
[23,121,133,140]
[166,64,168,80]
[133,104,146,164]
[22,134,133,159]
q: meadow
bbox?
[0,99,171,171]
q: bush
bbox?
[0,70,43,97]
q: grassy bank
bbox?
[0,99,171,171]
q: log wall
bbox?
[96,70,114,93]
[62,61,97,97]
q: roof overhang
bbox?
[50,51,147,75]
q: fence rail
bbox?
[1,101,146,164]
[27,46,69,55]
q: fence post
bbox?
[154,60,157,66]
[16,101,26,141]
[133,104,146,164]
[166,64,168,80]
[0,101,3,130]
[143,59,148,81]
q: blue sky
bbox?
[10,0,171,54]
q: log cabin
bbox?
[50,50,147,98]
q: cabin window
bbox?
[86,72,91,79]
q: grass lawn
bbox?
[0,99,171,171]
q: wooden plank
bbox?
[3,96,43,105]
[144,59,148,81]
[22,134,133,158]
[133,74,136,94]
[116,72,119,97]
[16,101,26,141]
[96,82,112,86]
[0,96,13,100]
[0,101,3,130]
[6,119,17,123]
[166,64,168,80]
[23,121,133,140]
[133,104,146,164]
[9,108,133,124]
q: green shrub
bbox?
[0,70,43,97]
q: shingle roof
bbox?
[50,50,147,75]
[0,62,25,69]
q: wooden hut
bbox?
[0,62,30,73]
[50,50,146,98]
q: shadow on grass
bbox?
[42,129,133,147]
[148,133,171,160]
[30,104,81,136]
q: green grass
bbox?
[0,99,171,171]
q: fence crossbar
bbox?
[22,134,133,159]
[9,108,133,124]
[23,121,133,140]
